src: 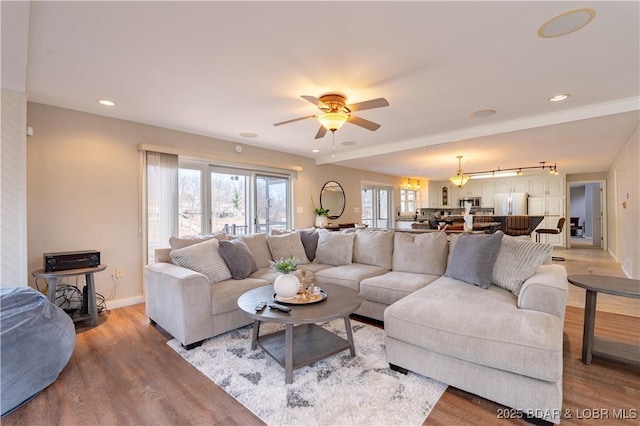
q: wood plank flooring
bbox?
[3,248,639,425]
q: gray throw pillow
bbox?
[299,229,319,262]
[218,239,258,280]
[240,233,272,269]
[445,232,504,289]
[492,233,553,295]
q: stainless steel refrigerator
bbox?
[494,193,528,215]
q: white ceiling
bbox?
[15,1,640,179]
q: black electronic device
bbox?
[268,302,291,312]
[255,302,267,312]
[43,250,101,272]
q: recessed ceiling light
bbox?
[239,132,258,138]
[97,99,116,107]
[470,109,496,119]
[341,141,356,146]
[312,149,320,153]
[538,8,596,38]
[548,94,570,102]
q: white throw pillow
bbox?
[492,233,553,296]
[266,232,310,264]
[240,233,273,269]
[314,232,355,266]
[392,231,448,275]
[169,238,232,284]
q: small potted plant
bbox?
[313,207,330,228]
[270,257,300,298]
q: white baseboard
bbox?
[106,295,145,310]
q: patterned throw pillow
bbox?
[492,233,553,295]
[445,232,503,289]
[314,232,355,266]
[266,232,310,264]
[169,238,232,284]
[218,239,258,280]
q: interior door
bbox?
[361,184,393,229]
[255,174,290,233]
[591,185,602,248]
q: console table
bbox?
[567,274,640,366]
[31,265,107,326]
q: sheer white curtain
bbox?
[144,151,178,263]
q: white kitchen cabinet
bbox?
[528,196,566,246]
[494,178,529,193]
[529,176,565,197]
[428,181,454,208]
[458,180,482,198]
[480,182,495,207]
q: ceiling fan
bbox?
[273,94,389,139]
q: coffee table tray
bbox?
[274,290,327,305]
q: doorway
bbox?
[568,181,606,250]
[361,183,393,229]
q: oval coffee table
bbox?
[567,274,640,365]
[237,283,363,384]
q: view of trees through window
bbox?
[210,172,247,235]
[178,168,201,236]
[178,163,290,236]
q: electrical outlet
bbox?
[115,267,123,278]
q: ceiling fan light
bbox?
[318,112,349,131]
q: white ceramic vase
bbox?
[274,273,299,298]
[315,216,329,228]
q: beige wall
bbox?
[607,123,640,279]
[26,103,402,307]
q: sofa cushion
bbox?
[240,233,272,269]
[492,233,553,296]
[445,232,503,289]
[360,271,440,305]
[170,238,232,284]
[299,228,319,262]
[392,232,448,275]
[314,263,387,291]
[384,276,564,382]
[169,232,227,249]
[210,277,270,315]
[267,232,310,264]
[218,239,258,280]
[314,231,355,266]
[353,229,394,269]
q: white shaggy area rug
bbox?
[168,319,447,425]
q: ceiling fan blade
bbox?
[347,97,389,112]
[273,115,315,126]
[348,115,381,131]
[314,126,328,139]
[301,95,327,108]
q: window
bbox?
[400,189,417,214]
[178,160,291,236]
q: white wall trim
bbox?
[105,295,145,310]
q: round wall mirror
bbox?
[320,181,345,219]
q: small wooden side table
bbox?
[32,265,107,326]
[567,274,640,366]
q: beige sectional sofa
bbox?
[144,228,568,423]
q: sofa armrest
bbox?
[517,264,568,319]
[144,262,214,347]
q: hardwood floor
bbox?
[4,248,639,425]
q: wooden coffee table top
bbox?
[237,283,363,324]
[568,274,640,298]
